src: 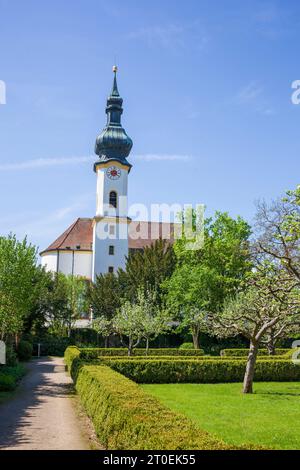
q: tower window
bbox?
[109,245,114,255]
[109,191,117,208]
[108,266,114,273]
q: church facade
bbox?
[40,68,176,280]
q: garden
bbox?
[1,185,300,449]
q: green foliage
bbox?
[0,235,41,339]
[32,334,72,356]
[5,345,18,366]
[0,364,26,391]
[89,273,122,320]
[220,348,291,357]
[120,239,176,303]
[74,364,229,450]
[179,343,195,349]
[106,359,300,384]
[17,340,33,361]
[77,347,205,359]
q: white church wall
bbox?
[41,251,93,279]
[41,252,57,272]
[73,251,93,278]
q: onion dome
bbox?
[95,66,133,164]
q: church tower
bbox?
[92,66,133,280]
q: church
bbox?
[40,67,177,280]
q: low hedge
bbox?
[74,364,230,450]
[104,359,300,384]
[220,348,291,357]
[0,364,26,391]
[79,348,205,359]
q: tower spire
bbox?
[94,66,133,165]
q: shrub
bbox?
[32,335,73,356]
[104,359,300,384]
[0,374,16,391]
[220,348,291,357]
[0,364,26,391]
[79,348,205,359]
[74,364,229,450]
[17,340,33,361]
[179,343,195,350]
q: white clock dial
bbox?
[106,166,121,180]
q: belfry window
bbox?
[109,191,117,208]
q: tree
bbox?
[120,239,176,304]
[113,290,171,356]
[210,265,300,394]
[88,273,122,346]
[46,273,88,337]
[255,186,300,284]
[136,290,171,354]
[0,235,39,342]
[165,264,217,349]
[113,299,145,356]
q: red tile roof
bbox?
[40,218,179,255]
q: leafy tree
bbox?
[46,273,88,337]
[165,264,217,349]
[88,273,122,346]
[210,265,300,393]
[0,235,39,342]
[113,290,171,356]
[120,239,176,304]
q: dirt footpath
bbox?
[0,357,90,450]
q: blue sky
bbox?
[0,0,300,252]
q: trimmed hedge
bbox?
[220,348,291,357]
[104,359,300,384]
[179,343,195,350]
[79,347,205,359]
[17,340,33,361]
[74,364,230,450]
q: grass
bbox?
[141,382,300,450]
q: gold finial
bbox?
[112,65,118,73]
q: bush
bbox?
[32,335,72,356]
[104,359,300,384]
[5,345,18,366]
[179,343,195,350]
[0,374,16,391]
[220,348,291,357]
[74,364,229,450]
[17,340,33,361]
[0,364,26,391]
[79,348,205,359]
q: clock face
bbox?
[106,166,121,180]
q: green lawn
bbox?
[141,382,300,450]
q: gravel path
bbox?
[0,357,90,450]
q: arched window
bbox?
[109,191,117,208]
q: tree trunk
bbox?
[243,341,259,394]
[146,338,149,356]
[267,329,276,356]
[128,337,133,357]
[192,327,200,350]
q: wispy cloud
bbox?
[0,154,192,171]
[127,21,210,51]
[234,81,275,116]
[0,156,94,171]
[235,81,263,105]
[0,193,94,249]
[135,154,192,162]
